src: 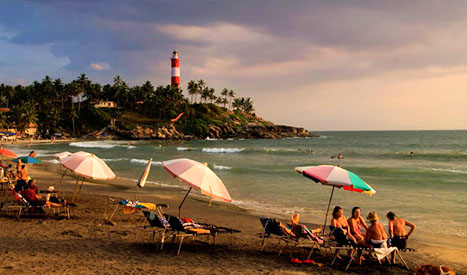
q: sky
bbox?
[1,0,467,131]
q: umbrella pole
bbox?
[76,177,85,201]
[323,185,335,235]
[72,177,80,203]
[135,186,138,201]
[59,169,67,185]
[178,187,192,217]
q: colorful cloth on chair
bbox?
[120,200,156,211]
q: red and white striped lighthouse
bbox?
[171,50,180,88]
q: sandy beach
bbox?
[0,163,465,275]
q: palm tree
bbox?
[187,80,198,103]
[228,89,235,109]
[76,73,91,113]
[19,105,38,132]
[54,78,65,109]
[208,88,216,103]
[197,79,206,103]
[0,111,8,129]
[201,87,209,103]
[141,81,154,102]
[243,97,255,113]
[232,98,242,111]
[220,88,229,108]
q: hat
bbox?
[47,186,55,192]
[366,211,379,222]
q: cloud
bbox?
[89,62,110,70]
[1,1,467,129]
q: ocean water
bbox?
[6,130,467,238]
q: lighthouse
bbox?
[171,50,180,88]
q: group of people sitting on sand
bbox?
[330,205,416,264]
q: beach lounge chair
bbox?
[259,217,316,257]
[104,198,160,224]
[166,214,212,256]
[142,206,171,250]
[4,185,70,220]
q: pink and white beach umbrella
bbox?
[61,151,116,180]
[162,158,231,216]
[54,151,72,161]
[60,151,116,202]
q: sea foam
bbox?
[102,158,129,162]
[202,148,244,153]
[69,142,117,149]
[212,164,232,170]
[432,168,467,174]
[130,159,162,166]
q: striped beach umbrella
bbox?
[295,165,375,233]
[0,148,17,158]
[14,156,41,164]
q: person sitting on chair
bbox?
[348,206,368,241]
[364,211,389,248]
[19,179,65,208]
[287,214,323,244]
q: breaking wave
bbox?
[102,158,129,162]
[130,159,162,166]
[202,148,244,153]
[69,142,117,149]
[212,164,232,170]
[432,168,467,174]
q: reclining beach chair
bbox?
[104,198,163,224]
[5,185,70,220]
[142,206,171,250]
[194,221,241,246]
[259,217,314,256]
[166,214,212,256]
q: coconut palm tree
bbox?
[208,88,216,103]
[220,88,229,108]
[228,89,235,109]
[232,98,242,111]
[18,104,38,132]
[187,80,198,103]
[197,79,206,103]
[54,78,65,109]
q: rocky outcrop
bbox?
[111,124,184,140]
[111,113,317,140]
[206,122,316,139]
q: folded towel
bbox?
[374,246,397,261]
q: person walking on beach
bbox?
[386,211,416,251]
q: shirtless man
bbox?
[364,211,388,248]
[386,211,416,250]
[348,206,368,241]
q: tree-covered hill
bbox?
[0,75,315,139]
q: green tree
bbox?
[187,80,198,103]
[18,104,38,132]
[197,79,206,103]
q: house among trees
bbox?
[24,123,37,136]
[94,100,117,108]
